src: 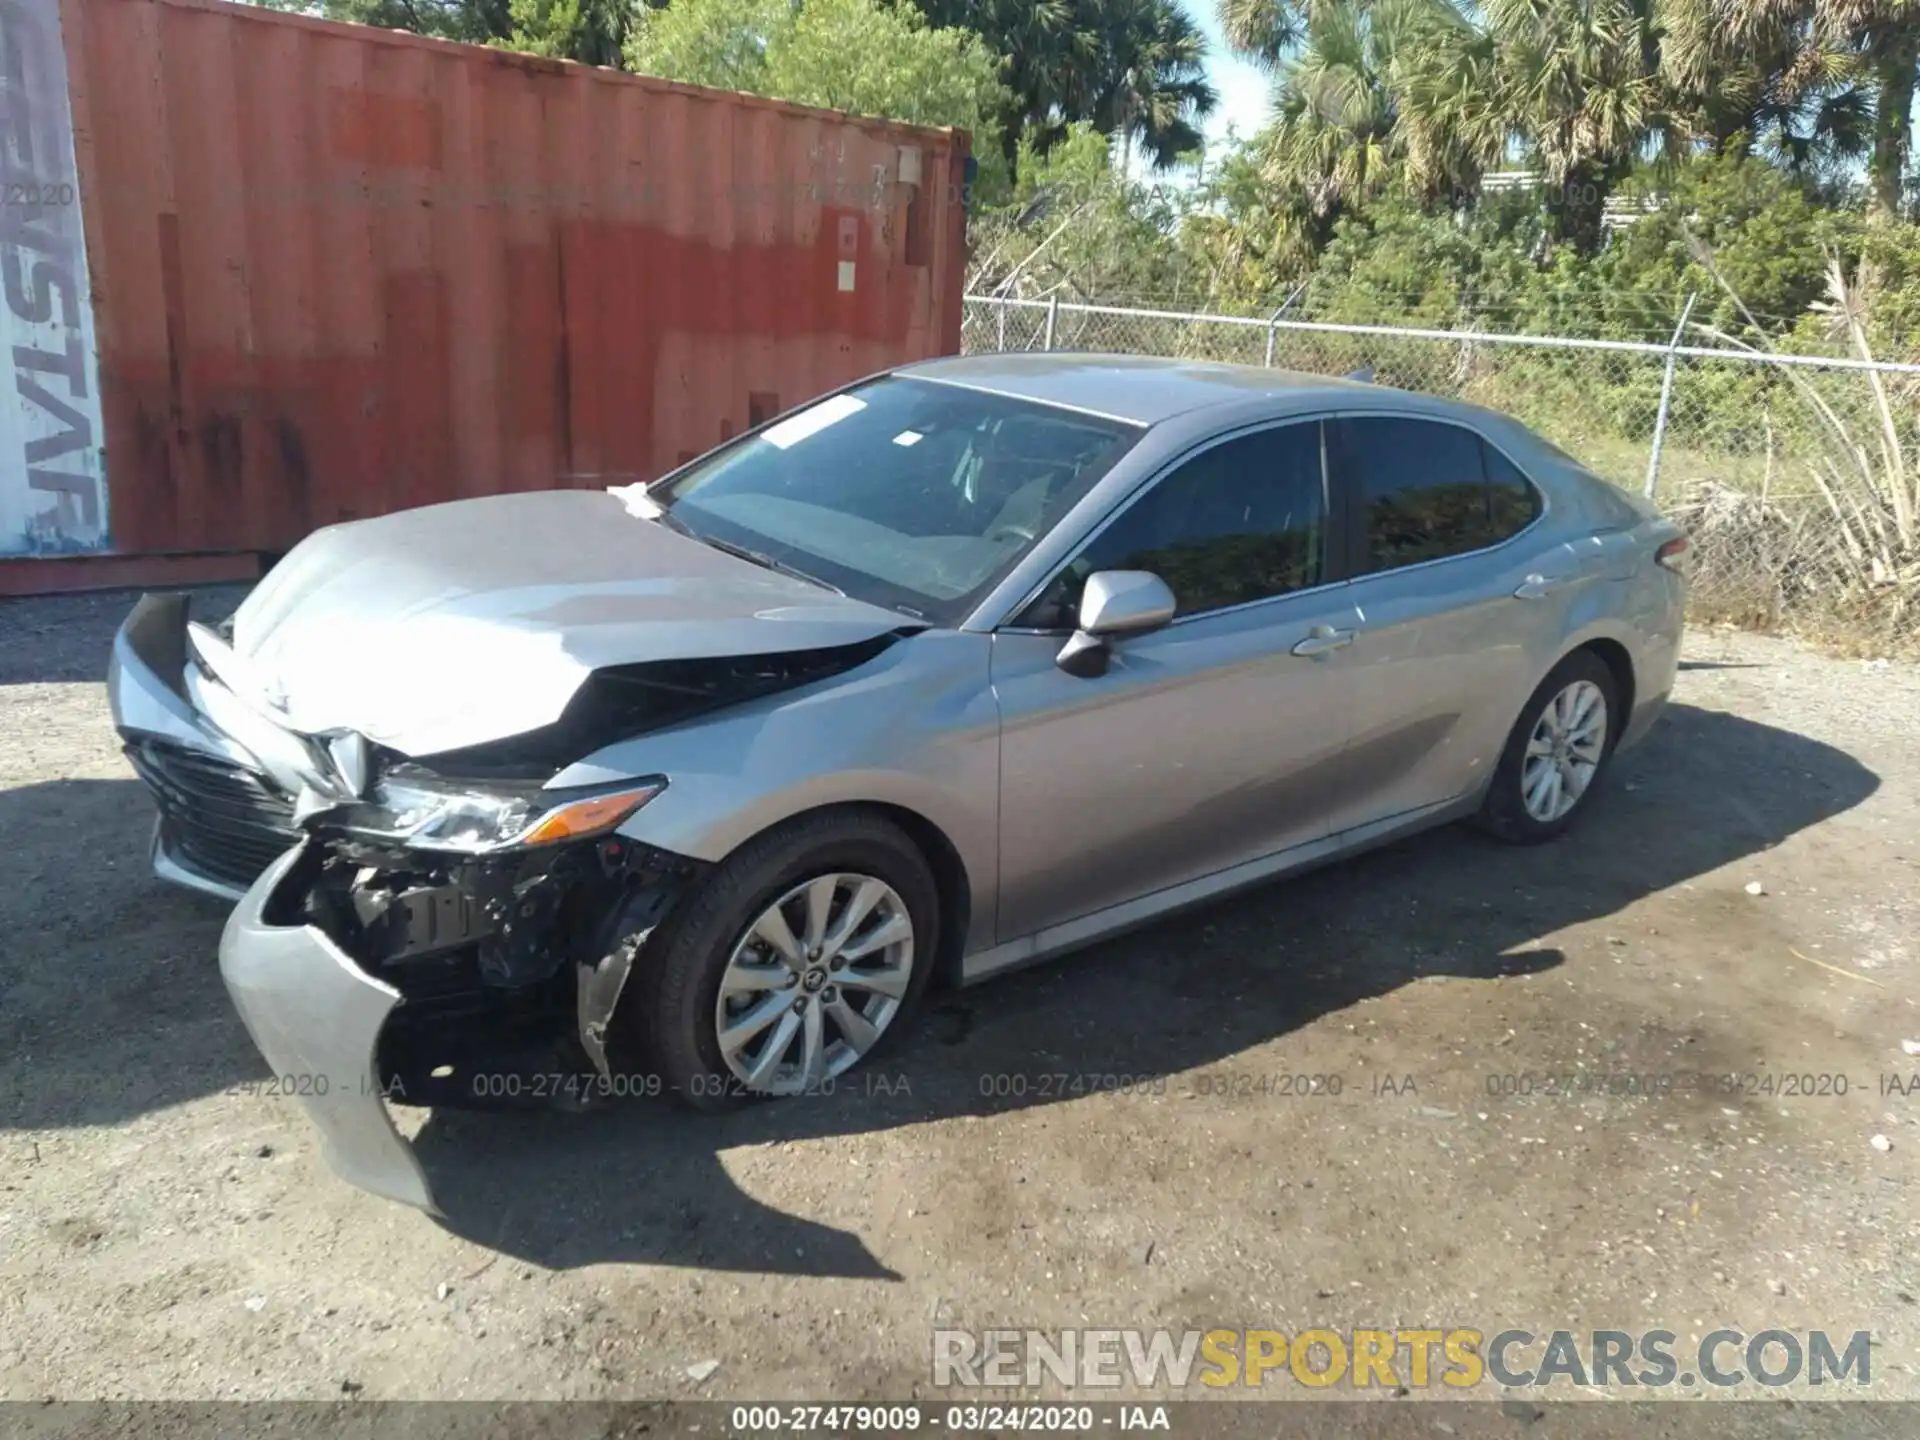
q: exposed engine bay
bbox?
[275,824,706,1111]
[406,636,901,779]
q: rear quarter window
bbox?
[1483,442,1544,540]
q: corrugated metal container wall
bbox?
[59,0,970,556]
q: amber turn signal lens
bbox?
[518,784,663,846]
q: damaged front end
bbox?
[220,818,701,1212]
[113,599,896,1211]
[108,490,921,1208]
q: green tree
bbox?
[1193,0,1499,273]
[626,0,1012,156]
[309,0,632,63]
[502,0,632,64]
[320,0,510,45]
[1080,0,1218,172]
[913,0,1215,173]
[1250,0,1455,238]
[1213,0,1305,66]
[1859,2,1920,216]
[1300,187,1541,323]
[1215,0,1669,255]
[967,123,1197,300]
[1598,145,1862,334]
[913,0,1094,169]
[1659,0,1865,168]
[1177,132,1314,297]
[1426,0,1668,254]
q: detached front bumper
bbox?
[220,845,438,1212]
[217,832,701,1210]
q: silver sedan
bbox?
[109,354,1688,1210]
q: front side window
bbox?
[651,378,1139,624]
[1016,422,1327,626]
[1339,417,1542,575]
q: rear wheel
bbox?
[1476,650,1619,845]
[629,811,938,1111]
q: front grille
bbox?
[128,739,300,890]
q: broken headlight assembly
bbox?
[330,771,668,855]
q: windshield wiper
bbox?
[695,532,844,595]
[771,560,844,595]
[650,507,697,537]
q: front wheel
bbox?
[626,810,939,1111]
[1475,650,1620,844]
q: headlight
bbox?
[341,774,666,854]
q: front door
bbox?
[990,420,1362,943]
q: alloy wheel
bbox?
[1520,679,1608,823]
[713,873,915,1093]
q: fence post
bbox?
[1043,294,1059,351]
[1644,291,1698,499]
[1263,283,1308,367]
[996,295,1008,353]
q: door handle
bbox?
[1513,572,1575,600]
[1291,625,1355,657]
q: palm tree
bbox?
[920,0,1098,168]
[1083,0,1220,172]
[1661,0,1914,213]
[1377,0,1668,253]
[1222,0,1493,249]
[916,0,1214,174]
[1660,0,1871,180]
[1220,0,1668,252]
[1845,0,1919,215]
[1216,0,1309,68]
[1258,0,1407,231]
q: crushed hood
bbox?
[220,489,912,757]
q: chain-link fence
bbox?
[961,295,1920,651]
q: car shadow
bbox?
[411,700,1879,1276]
[0,702,1881,1279]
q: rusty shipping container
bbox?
[0,0,969,586]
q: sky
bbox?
[1180,0,1272,152]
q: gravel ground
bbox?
[2,591,1917,1414]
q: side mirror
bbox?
[1055,570,1176,677]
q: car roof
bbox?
[896,352,1404,426]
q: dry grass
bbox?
[1674,256,1920,655]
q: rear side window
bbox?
[1338,418,1541,574]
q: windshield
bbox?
[650,376,1141,623]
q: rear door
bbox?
[989,419,1364,943]
[1321,414,1582,835]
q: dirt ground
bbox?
[2,589,1917,1413]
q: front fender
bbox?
[553,630,1001,943]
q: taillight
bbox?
[1655,536,1690,574]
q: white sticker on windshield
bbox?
[892,430,923,447]
[763,392,867,450]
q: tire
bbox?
[626,809,940,1112]
[1474,649,1621,845]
